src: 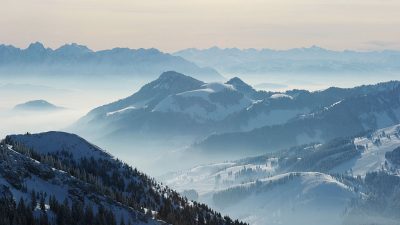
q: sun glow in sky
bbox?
[1,0,400,52]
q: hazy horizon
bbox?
[1,0,400,52]
[4,41,400,53]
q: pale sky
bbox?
[1,0,400,52]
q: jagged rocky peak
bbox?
[55,43,92,54]
[26,41,46,51]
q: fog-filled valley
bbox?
[0,75,148,136]
[1,42,400,225]
[3,72,399,175]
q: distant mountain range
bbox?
[71,71,400,171]
[0,131,245,225]
[174,46,400,75]
[0,42,223,81]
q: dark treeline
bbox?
[0,188,121,225]
[2,137,247,225]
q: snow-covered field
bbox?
[332,124,400,176]
[153,82,253,121]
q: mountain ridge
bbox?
[1,131,247,225]
[0,42,223,81]
[71,72,400,172]
[161,124,400,225]
[174,46,400,75]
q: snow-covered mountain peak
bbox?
[152,80,253,121]
[158,70,201,82]
[149,71,205,90]
[226,77,252,90]
[5,131,110,160]
[226,77,259,98]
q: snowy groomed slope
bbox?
[331,124,400,176]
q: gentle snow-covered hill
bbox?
[163,124,400,189]
[0,42,222,81]
[1,131,246,225]
[13,100,64,111]
[212,172,356,225]
[332,124,400,176]
[6,131,109,160]
[161,124,400,225]
[163,171,358,225]
[153,82,253,121]
[174,46,400,75]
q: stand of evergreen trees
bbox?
[0,188,122,225]
[1,137,247,225]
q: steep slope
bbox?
[83,71,205,118]
[72,71,211,140]
[0,42,223,81]
[73,72,260,141]
[1,131,246,225]
[0,140,159,225]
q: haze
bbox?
[1,0,400,52]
